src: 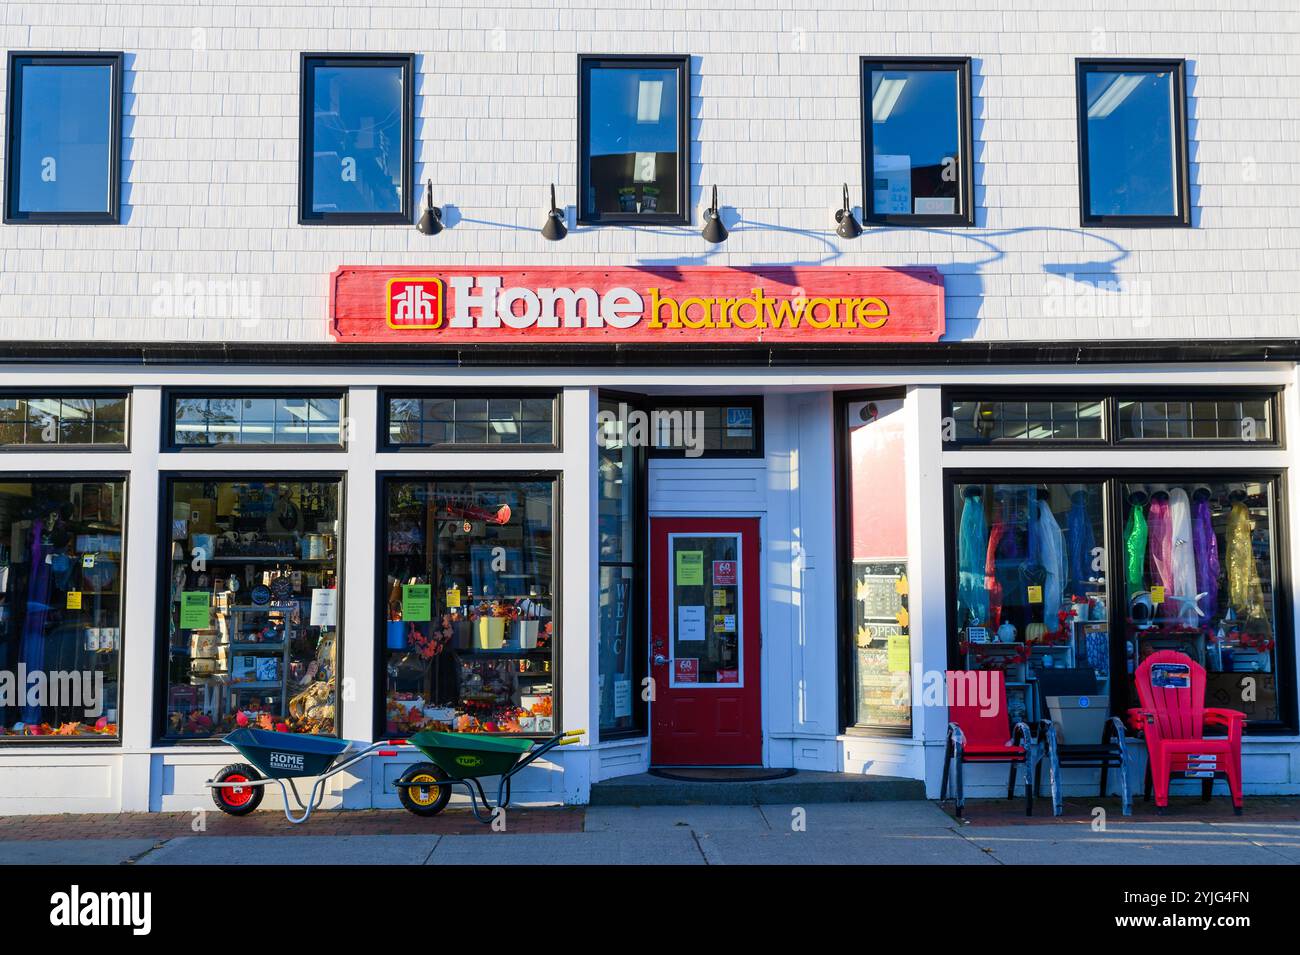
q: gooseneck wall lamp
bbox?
[541,184,567,241]
[416,180,443,235]
[701,185,728,244]
[835,183,863,239]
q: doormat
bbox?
[649,767,798,783]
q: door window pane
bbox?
[383,479,556,736]
[581,58,685,220]
[1121,481,1281,722]
[0,479,125,738]
[668,534,741,686]
[1079,61,1187,222]
[7,55,121,221]
[301,56,410,222]
[863,61,969,222]
[162,479,341,740]
[846,398,911,730]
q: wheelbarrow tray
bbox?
[407,730,535,780]
[224,727,351,779]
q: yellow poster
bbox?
[887,634,911,672]
[676,550,704,586]
[66,591,83,611]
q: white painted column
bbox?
[340,387,378,747]
[120,386,162,811]
[904,384,950,796]
[559,386,597,803]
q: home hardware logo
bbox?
[268,751,305,772]
[387,276,444,329]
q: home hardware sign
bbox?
[330,266,944,344]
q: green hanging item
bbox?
[1124,502,1148,598]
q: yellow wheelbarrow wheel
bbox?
[397,762,452,816]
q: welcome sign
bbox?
[330,266,944,343]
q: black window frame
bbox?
[378,388,562,453]
[162,388,347,452]
[1075,58,1192,228]
[373,470,563,741]
[153,470,348,745]
[643,396,765,460]
[298,52,415,226]
[859,56,975,228]
[942,387,1282,451]
[577,53,691,226]
[0,389,130,451]
[4,51,124,225]
[942,467,1297,735]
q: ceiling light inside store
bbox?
[872,77,907,122]
[1087,73,1144,118]
[637,79,664,123]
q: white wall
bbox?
[1,0,1297,343]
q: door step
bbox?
[590,770,926,806]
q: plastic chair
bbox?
[1127,650,1245,815]
[940,669,1047,817]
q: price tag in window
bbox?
[66,591,83,611]
[1151,585,1166,604]
[1027,585,1043,604]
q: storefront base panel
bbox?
[0,755,122,815]
[592,739,650,782]
[840,736,929,789]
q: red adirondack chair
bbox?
[1128,650,1245,815]
[940,669,1045,817]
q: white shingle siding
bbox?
[0,0,1297,344]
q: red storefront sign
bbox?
[330,266,943,344]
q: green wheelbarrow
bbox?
[394,728,585,823]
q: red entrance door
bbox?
[650,517,761,765]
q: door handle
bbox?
[653,654,668,666]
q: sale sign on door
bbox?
[712,560,737,585]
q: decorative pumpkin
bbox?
[1025,622,1048,645]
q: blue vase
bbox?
[386,621,408,650]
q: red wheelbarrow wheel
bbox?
[212,763,265,816]
[397,762,452,817]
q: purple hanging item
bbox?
[20,519,51,725]
[1146,497,1174,615]
[1192,495,1220,621]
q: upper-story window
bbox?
[1076,59,1190,227]
[860,57,973,226]
[579,55,689,225]
[299,53,413,225]
[4,52,123,224]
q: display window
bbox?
[161,478,341,740]
[598,397,644,737]
[948,473,1291,731]
[952,481,1110,726]
[840,395,912,733]
[1120,479,1282,722]
[381,477,556,737]
[0,478,125,739]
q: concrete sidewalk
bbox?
[3,799,1299,864]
